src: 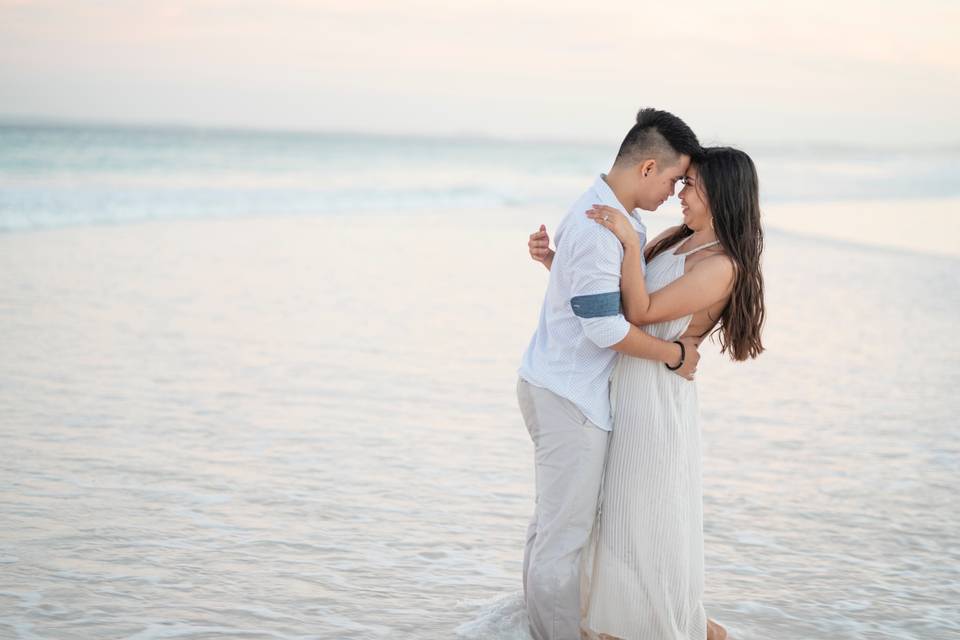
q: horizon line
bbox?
[1,114,958,154]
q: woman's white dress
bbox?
[580,240,717,640]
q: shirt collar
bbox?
[594,174,646,231]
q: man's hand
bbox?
[671,336,702,381]
[528,225,554,269]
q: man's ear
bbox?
[640,159,657,178]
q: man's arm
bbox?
[610,327,701,380]
[588,205,734,325]
[566,223,700,379]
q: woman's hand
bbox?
[586,205,638,249]
[528,224,554,270]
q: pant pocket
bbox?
[558,395,589,427]
[517,378,538,438]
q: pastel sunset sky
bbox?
[2,0,957,145]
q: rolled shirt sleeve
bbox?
[566,224,630,348]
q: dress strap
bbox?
[675,240,720,257]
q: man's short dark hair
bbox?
[614,108,701,168]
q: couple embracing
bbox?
[517,108,766,640]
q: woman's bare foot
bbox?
[707,618,727,640]
[584,620,725,639]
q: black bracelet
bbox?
[664,340,685,371]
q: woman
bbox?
[528,146,765,640]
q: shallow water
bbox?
[4,123,960,242]
[1,209,958,639]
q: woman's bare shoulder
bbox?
[690,252,736,282]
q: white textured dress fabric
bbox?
[580,240,717,640]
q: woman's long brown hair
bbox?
[644,146,766,361]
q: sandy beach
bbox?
[763,197,960,258]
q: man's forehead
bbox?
[665,154,691,179]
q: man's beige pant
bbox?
[517,378,609,640]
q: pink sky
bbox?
[1,0,957,145]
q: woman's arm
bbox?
[620,238,649,323]
[584,206,650,323]
[635,257,735,324]
[614,223,682,316]
[587,206,735,325]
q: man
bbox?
[517,108,702,640]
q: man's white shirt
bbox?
[518,175,647,431]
